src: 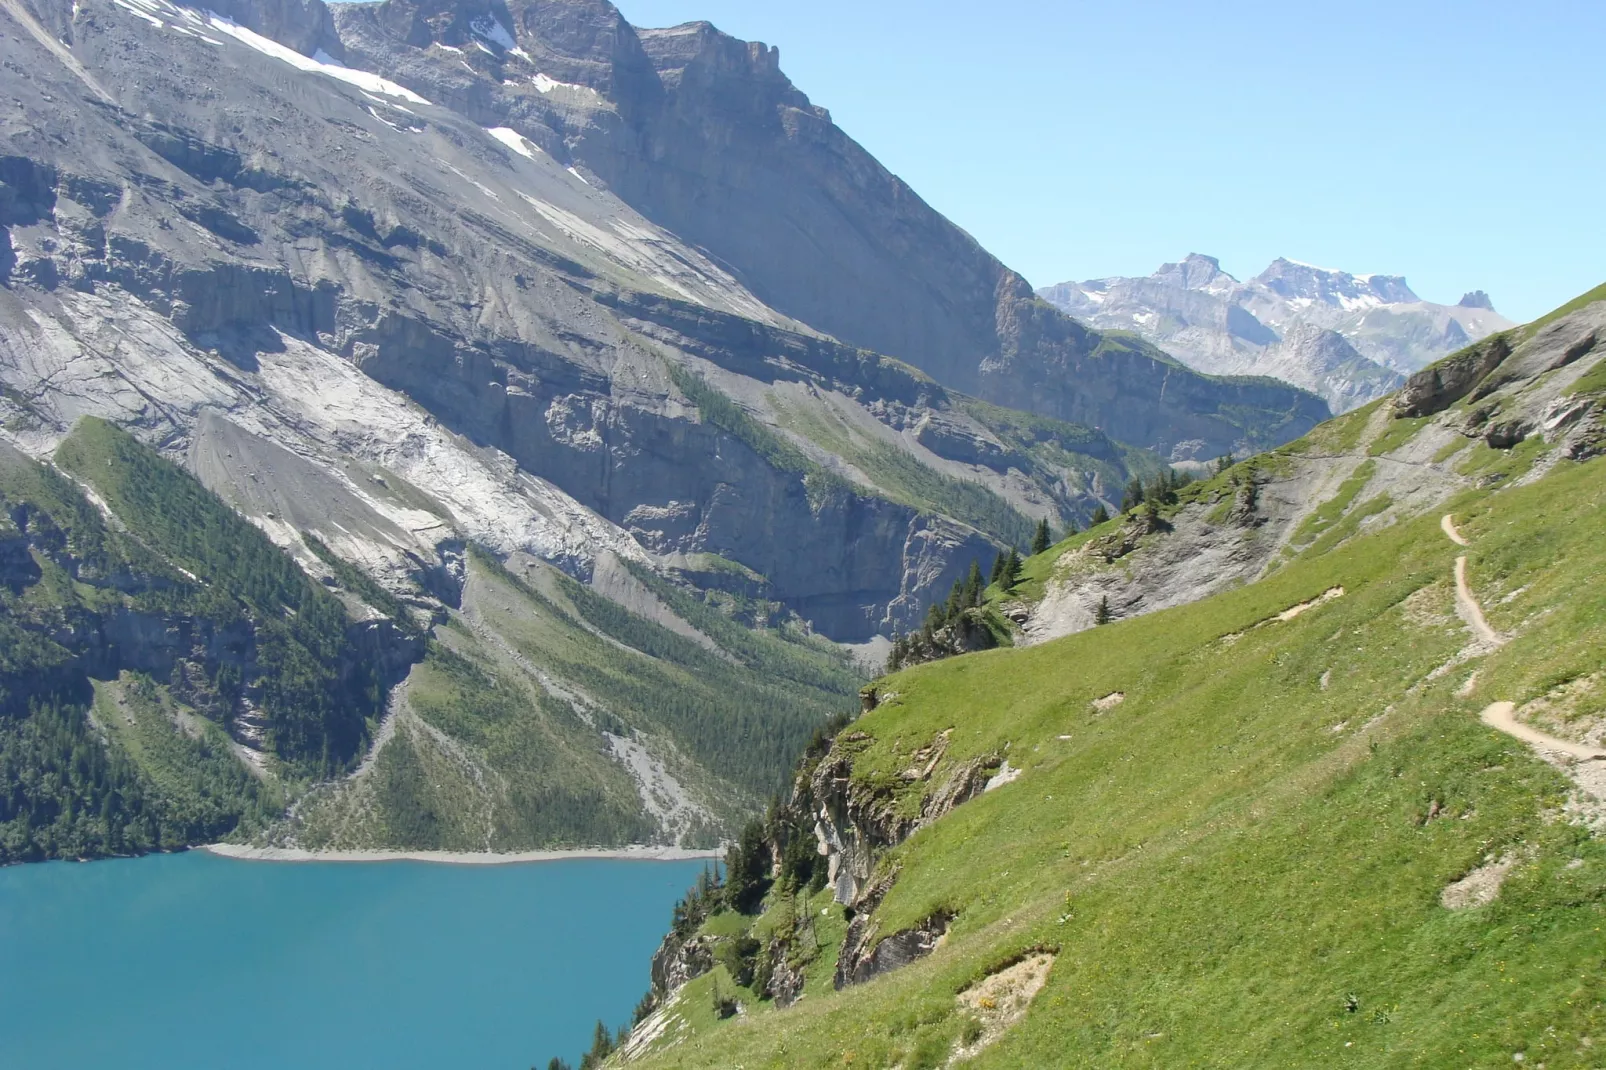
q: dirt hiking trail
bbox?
[1453,557,1504,647]
[1442,513,1606,761]
[1480,701,1606,761]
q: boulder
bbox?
[1393,334,1511,417]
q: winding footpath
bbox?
[1453,557,1504,647]
[1443,514,1606,762]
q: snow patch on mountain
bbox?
[485,126,538,159]
[202,10,430,103]
[470,14,515,51]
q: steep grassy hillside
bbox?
[608,295,1606,1068]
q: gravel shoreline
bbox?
[203,844,722,865]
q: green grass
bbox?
[620,560,861,696]
[1520,281,1606,340]
[400,638,652,848]
[1299,399,1382,454]
[480,551,856,799]
[1432,436,1471,463]
[993,520,1112,606]
[1457,435,1552,484]
[1301,494,1392,560]
[1367,415,1431,456]
[1565,357,1606,398]
[624,451,1606,1069]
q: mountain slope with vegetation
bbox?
[0,419,410,861]
[0,419,863,862]
[0,0,1325,655]
[600,287,1606,1068]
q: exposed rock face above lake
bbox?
[0,0,1326,641]
[1041,254,1515,411]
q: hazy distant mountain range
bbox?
[1039,255,1515,411]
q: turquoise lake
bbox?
[0,851,706,1069]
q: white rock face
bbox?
[1040,254,1516,411]
[0,287,644,589]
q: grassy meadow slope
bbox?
[613,291,1606,1068]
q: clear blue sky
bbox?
[614,0,1602,321]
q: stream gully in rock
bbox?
[0,851,706,1069]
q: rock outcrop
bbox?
[1021,295,1606,647]
[1394,333,1512,417]
[811,730,999,906]
[836,900,952,989]
[0,0,1325,640]
[649,932,715,997]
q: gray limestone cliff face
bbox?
[0,0,1001,639]
[320,0,1327,459]
[809,729,998,907]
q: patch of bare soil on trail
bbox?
[1518,675,1606,748]
[1441,520,1606,836]
[1454,557,1505,648]
[1481,702,1606,762]
[1441,849,1531,909]
[1441,513,1470,547]
[1222,588,1346,646]
[1481,701,1606,835]
[1091,692,1125,713]
[951,953,1056,1064]
[1275,586,1344,622]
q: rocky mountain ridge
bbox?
[1,0,1325,641]
[1014,295,1604,645]
[1040,253,1515,412]
[0,0,1326,854]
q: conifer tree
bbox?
[1003,548,1022,588]
[1089,504,1110,526]
[989,551,1007,586]
[579,1021,614,1070]
[1030,518,1051,555]
[963,560,984,607]
[1122,477,1144,512]
[1094,595,1111,625]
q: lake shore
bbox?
[203,843,722,865]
